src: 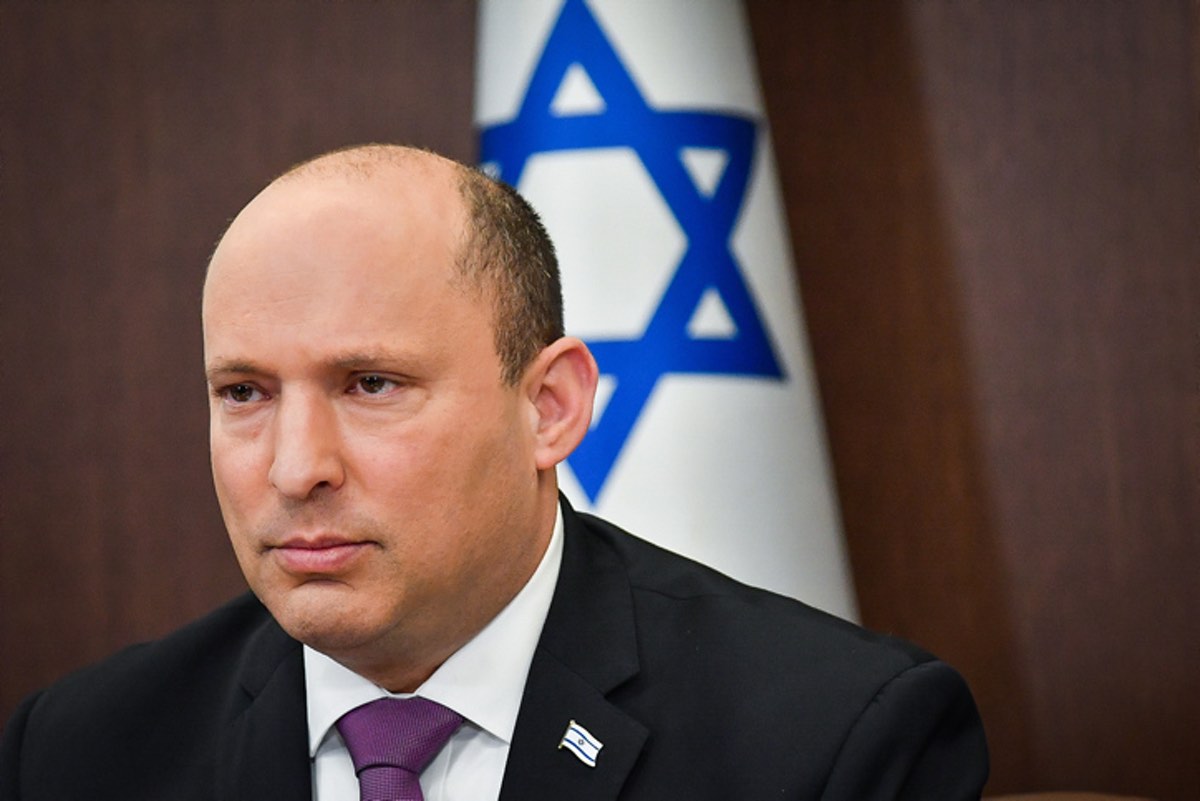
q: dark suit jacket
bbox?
[1,503,988,799]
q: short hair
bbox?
[455,166,564,385]
[272,144,564,386]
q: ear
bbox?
[523,337,599,471]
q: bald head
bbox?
[201,145,596,690]
[276,143,451,188]
[207,144,563,385]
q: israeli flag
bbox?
[476,0,857,620]
[559,719,603,767]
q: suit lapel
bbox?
[218,615,312,801]
[498,500,648,800]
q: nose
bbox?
[268,390,346,499]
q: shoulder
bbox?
[567,510,988,796]
[22,592,280,719]
[573,508,931,675]
[1,593,295,794]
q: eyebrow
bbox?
[204,350,418,384]
[205,360,266,385]
[329,350,416,371]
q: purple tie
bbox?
[335,697,464,801]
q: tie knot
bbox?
[336,697,464,776]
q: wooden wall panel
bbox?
[747,2,1200,798]
[0,0,477,723]
[4,3,1199,800]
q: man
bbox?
[0,144,988,799]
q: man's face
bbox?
[202,164,547,688]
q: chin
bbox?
[262,581,389,654]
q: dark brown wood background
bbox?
[2,2,1197,798]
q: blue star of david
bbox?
[481,0,784,503]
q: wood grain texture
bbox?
[0,0,478,722]
[746,1,1200,798]
[3,2,1198,799]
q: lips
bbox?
[270,535,373,575]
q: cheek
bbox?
[211,443,278,587]
[210,436,266,526]
[368,413,527,557]
[367,412,490,497]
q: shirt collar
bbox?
[304,503,564,757]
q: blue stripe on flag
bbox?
[559,719,602,766]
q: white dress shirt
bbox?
[304,506,564,801]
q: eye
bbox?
[217,383,266,404]
[353,374,398,395]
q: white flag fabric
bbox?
[475,0,857,620]
[558,719,603,767]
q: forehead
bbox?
[201,161,491,365]
[206,161,468,300]
[226,156,462,254]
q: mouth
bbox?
[269,535,374,575]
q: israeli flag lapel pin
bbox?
[558,719,603,767]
